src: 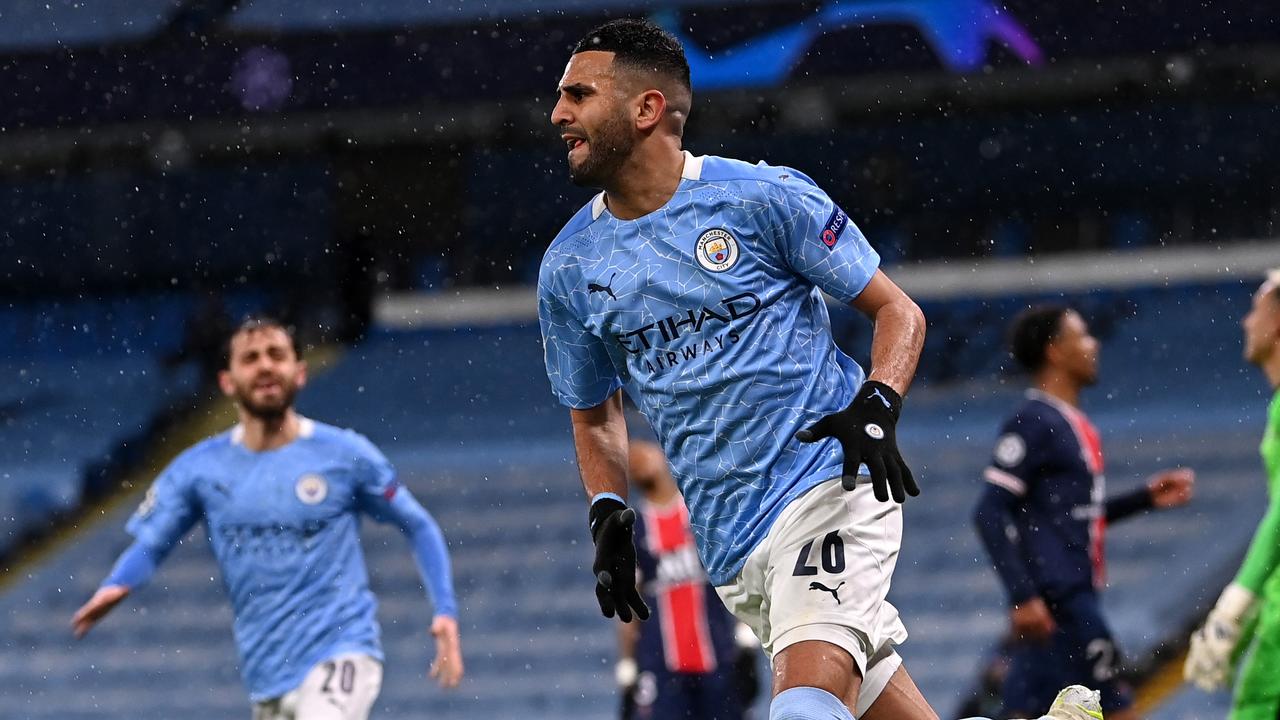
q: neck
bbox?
[602,139,685,220]
[237,407,301,452]
[1034,370,1081,408]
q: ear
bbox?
[1042,339,1064,367]
[295,360,309,390]
[217,369,235,398]
[634,89,668,132]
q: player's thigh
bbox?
[293,654,383,720]
[859,664,938,720]
[773,639,861,701]
[1000,640,1060,718]
[631,669,691,720]
[1055,595,1131,713]
[693,666,745,720]
[762,480,908,675]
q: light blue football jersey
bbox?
[538,152,881,585]
[126,418,420,700]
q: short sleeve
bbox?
[125,460,201,549]
[983,413,1049,497]
[767,171,881,304]
[537,275,623,409]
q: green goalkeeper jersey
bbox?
[1236,390,1280,595]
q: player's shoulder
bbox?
[1002,393,1062,434]
[171,429,236,468]
[544,196,602,263]
[303,419,387,461]
[695,154,822,193]
[304,418,375,449]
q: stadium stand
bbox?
[0,291,268,559]
[0,0,184,52]
[0,276,1266,718]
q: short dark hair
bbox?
[1008,305,1070,373]
[222,315,303,367]
[573,18,691,92]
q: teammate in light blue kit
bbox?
[72,317,463,719]
[541,19,1104,720]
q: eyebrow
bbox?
[557,82,594,97]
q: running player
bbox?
[1185,270,1280,719]
[973,305,1194,720]
[71,316,463,719]
[539,17,1096,720]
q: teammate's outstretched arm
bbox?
[72,465,198,639]
[571,390,649,623]
[71,539,169,638]
[797,271,925,502]
[354,442,464,689]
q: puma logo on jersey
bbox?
[809,581,845,604]
[588,273,617,301]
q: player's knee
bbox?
[770,686,854,720]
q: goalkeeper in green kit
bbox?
[1184,269,1280,719]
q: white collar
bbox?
[590,151,705,220]
[229,416,314,445]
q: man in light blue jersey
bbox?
[540,18,1103,720]
[71,317,463,719]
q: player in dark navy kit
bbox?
[616,441,761,720]
[973,306,1195,720]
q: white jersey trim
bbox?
[681,150,705,180]
[229,416,315,446]
[983,466,1028,496]
[588,151,705,221]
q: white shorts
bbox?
[715,479,908,715]
[252,653,383,720]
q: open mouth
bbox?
[564,136,587,152]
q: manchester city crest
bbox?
[695,228,739,272]
[295,474,328,505]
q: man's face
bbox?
[1243,279,1280,366]
[1048,310,1100,386]
[551,51,636,188]
[218,327,306,419]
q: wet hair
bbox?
[222,315,303,367]
[573,18,691,92]
[1008,305,1070,373]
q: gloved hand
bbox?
[1184,583,1257,690]
[796,380,919,502]
[589,497,650,623]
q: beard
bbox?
[568,111,635,188]
[234,379,298,420]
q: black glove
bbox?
[589,498,650,623]
[796,380,919,503]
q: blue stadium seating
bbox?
[0,0,184,51]
[0,280,1268,718]
[0,290,273,557]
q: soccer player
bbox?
[70,317,463,719]
[1184,270,1280,719]
[617,440,761,720]
[539,17,1106,720]
[973,305,1196,720]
